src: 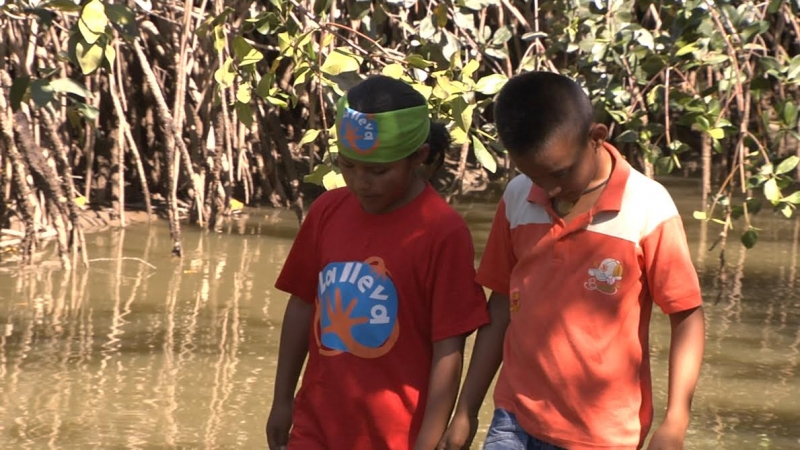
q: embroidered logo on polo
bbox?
[585,258,623,295]
[339,108,380,155]
[314,257,399,358]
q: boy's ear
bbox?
[412,143,430,165]
[589,123,609,145]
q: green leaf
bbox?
[654,156,675,175]
[313,0,331,15]
[304,163,332,185]
[322,169,346,190]
[419,16,436,40]
[692,211,707,220]
[775,156,799,175]
[707,128,725,140]
[787,55,800,81]
[521,31,547,41]
[405,54,434,69]
[450,126,468,145]
[75,39,104,74]
[236,84,251,104]
[10,76,30,112]
[491,26,513,46]
[104,43,116,69]
[731,205,745,220]
[741,229,758,249]
[293,64,311,87]
[764,178,782,203]
[79,0,108,44]
[49,78,91,98]
[782,191,800,204]
[44,0,83,13]
[214,58,236,88]
[266,96,289,108]
[675,42,699,56]
[782,102,798,127]
[29,79,55,108]
[232,36,264,66]
[105,3,137,39]
[240,48,263,66]
[299,129,321,146]
[780,204,794,218]
[472,136,497,173]
[321,48,362,75]
[616,130,639,143]
[256,73,273,99]
[484,47,508,60]
[474,73,507,95]
[235,102,253,128]
[450,96,475,132]
[214,25,226,52]
[381,63,405,79]
[461,59,480,80]
[635,29,655,50]
[73,101,99,121]
[767,0,784,14]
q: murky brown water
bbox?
[1,178,799,449]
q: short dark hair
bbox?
[346,75,450,166]
[494,71,595,156]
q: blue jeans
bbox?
[483,408,566,450]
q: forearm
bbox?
[454,292,509,417]
[273,296,314,404]
[415,337,467,450]
[665,305,705,423]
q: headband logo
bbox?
[340,108,380,155]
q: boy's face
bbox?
[511,126,604,204]
[337,147,428,214]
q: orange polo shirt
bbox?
[477,143,702,449]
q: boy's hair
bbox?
[494,71,595,156]
[347,75,450,166]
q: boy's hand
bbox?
[646,416,687,450]
[266,399,293,450]
[436,411,478,450]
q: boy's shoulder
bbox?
[596,167,682,243]
[502,174,535,206]
[620,169,679,219]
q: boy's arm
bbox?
[437,292,510,450]
[266,296,314,449]
[647,305,705,450]
[414,335,468,450]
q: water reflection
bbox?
[0,182,799,449]
[0,218,292,449]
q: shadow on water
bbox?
[0,178,799,449]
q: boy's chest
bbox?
[317,221,430,291]
[509,220,644,302]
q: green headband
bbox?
[335,96,430,163]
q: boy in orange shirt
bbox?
[438,72,705,450]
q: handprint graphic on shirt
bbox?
[314,257,400,358]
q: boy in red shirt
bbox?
[266,75,489,450]
[439,72,705,449]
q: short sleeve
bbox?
[429,223,489,342]
[476,200,515,295]
[274,202,323,303]
[641,215,703,314]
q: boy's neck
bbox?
[552,145,614,220]
[587,143,614,189]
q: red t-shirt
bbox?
[275,184,489,450]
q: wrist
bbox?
[272,390,295,406]
[454,399,480,419]
[664,408,690,427]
